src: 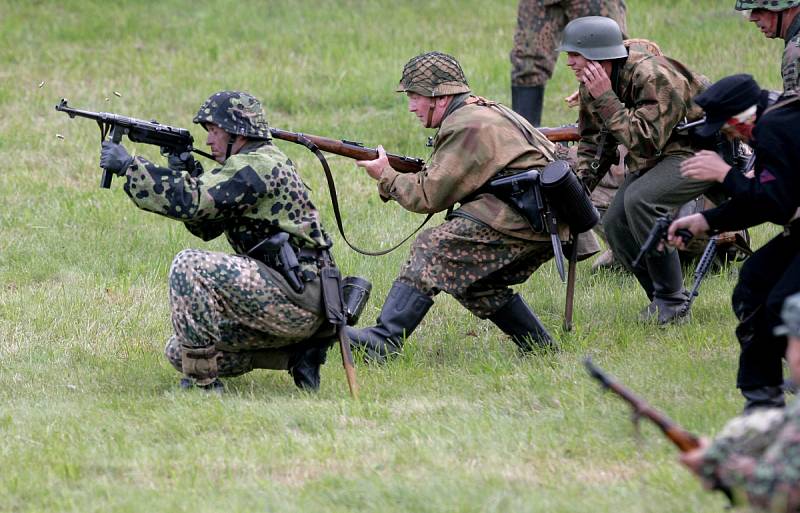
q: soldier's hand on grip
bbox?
[668,214,710,251]
[100,141,133,176]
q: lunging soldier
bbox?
[347,51,598,363]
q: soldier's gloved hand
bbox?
[167,152,203,176]
[100,141,134,176]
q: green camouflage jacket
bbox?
[123,141,331,254]
[377,94,560,242]
[699,402,800,511]
[576,50,705,191]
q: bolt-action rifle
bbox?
[269,124,580,174]
[583,358,735,505]
[56,99,213,188]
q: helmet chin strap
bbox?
[224,133,235,161]
[777,11,784,37]
[425,97,436,128]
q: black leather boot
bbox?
[345,281,433,364]
[287,340,333,391]
[511,85,545,127]
[742,386,786,412]
[642,250,690,325]
[488,294,556,352]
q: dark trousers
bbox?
[733,228,800,390]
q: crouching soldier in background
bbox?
[99,91,335,392]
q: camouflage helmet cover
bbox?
[558,16,628,61]
[193,91,271,140]
[395,51,471,97]
[735,0,800,10]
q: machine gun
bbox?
[56,99,213,188]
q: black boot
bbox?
[287,340,333,391]
[488,294,556,352]
[345,281,433,364]
[511,85,545,127]
[742,386,786,412]
[642,250,690,325]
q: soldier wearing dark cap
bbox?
[99,91,336,392]
[669,74,800,411]
[735,0,800,93]
[509,0,627,126]
[345,51,599,363]
[559,16,712,324]
[679,292,800,512]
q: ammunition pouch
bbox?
[248,232,321,294]
[181,345,219,386]
[540,160,600,234]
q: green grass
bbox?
[0,1,788,511]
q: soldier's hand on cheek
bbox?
[582,61,612,99]
[356,145,390,181]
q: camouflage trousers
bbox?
[510,0,628,87]
[396,216,554,319]
[164,249,324,377]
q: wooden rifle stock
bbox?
[270,124,580,173]
[270,128,426,173]
[583,358,700,452]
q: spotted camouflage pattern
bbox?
[575,50,707,191]
[397,217,554,318]
[165,249,325,373]
[699,402,800,511]
[193,91,271,140]
[395,51,471,97]
[511,0,627,87]
[124,141,330,254]
[735,0,800,10]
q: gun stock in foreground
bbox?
[583,357,735,504]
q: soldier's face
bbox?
[566,52,590,81]
[206,124,231,163]
[748,9,779,38]
[406,92,448,128]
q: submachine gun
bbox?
[56,99,214,188]
[632,216,694,269]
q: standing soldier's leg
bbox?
[510,0,565,126]
[735,234,800,410]
[167,249,325,388]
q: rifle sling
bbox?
[295,135,433,257]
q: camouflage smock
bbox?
[783,14,800,93]
[699,403,800,512]
[122,141,331,254]
[575,50,705,191]
[377,94,559,242]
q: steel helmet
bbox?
[735,0,800,10]
[193,91,271,140]
[395,51,471,97]
[558,16,628,61]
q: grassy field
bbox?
[0,1,790,511]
